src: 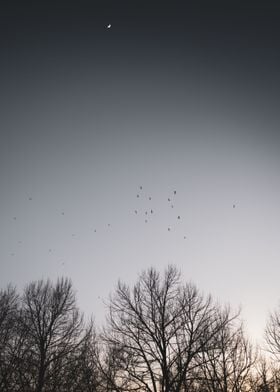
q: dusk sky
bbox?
[1,2,280,344]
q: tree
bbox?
[53,321,102,392]
[0,285,19,391]
[102,265,236,392]
[19,277,85,392]
[263,304,280,392]
[265,305,280,360]
[199,312,255,392]
[249,356,273,392]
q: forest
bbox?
[0,265,280,392]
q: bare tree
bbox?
[265,305,280,360]
[53,321,102,392]
[0,285,19,391]
[199,311,255,392]
[18,277,85,392]
[102,266,236,392]
[263,304,280,391]
[248,356,273,392]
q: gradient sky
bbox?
[1,1,280,344]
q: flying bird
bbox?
[233,204,236,208]
[134,210,138,214]
[168,227,171,231]
[177,216,180,219]
[168,198,171,202]
[139,186,142,190]
[107,24,111,29]
[174,190,176,195]
[137,194,139,198]
[151,209,153,214]
[149,197,152,200]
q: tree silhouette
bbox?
[102,266,237,392]
[19,278,85,392]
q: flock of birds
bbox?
[8,186,184,259]
[8,186,237,261]
[133,186,186,239]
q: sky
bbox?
[1,1,280,344]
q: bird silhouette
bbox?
[131,185,185,240]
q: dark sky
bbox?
[1,1,280,343]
